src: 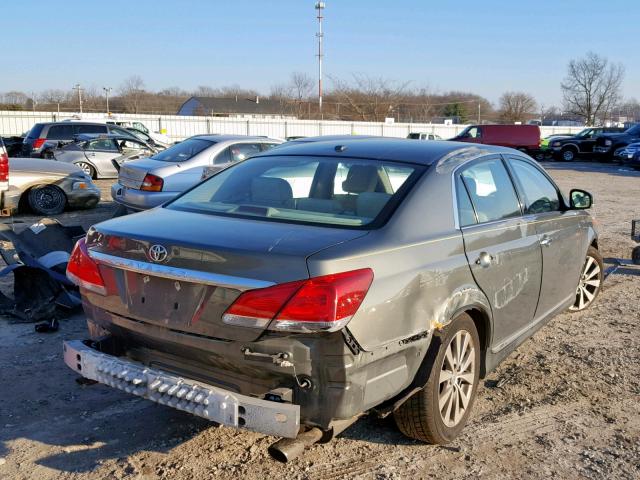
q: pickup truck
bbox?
[549,127,625,161]
[594,124,640,161]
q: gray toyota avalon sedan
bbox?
[64,138,602,461]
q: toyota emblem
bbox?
[148,244,168,263]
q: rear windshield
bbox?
[151,138,214,162]
[167,155,423,228]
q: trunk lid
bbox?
[87,207,368,342]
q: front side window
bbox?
[167,156,423,228]
[460,158,521,223]
[151,138,215,163]
[459,126,482,139]
[508,159,560,214]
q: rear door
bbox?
[84,138,121,177]
[457,156,543,350]
[504,155,586,318]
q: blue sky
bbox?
[2,0,638,106]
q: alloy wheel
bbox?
[438,330,476,427]
[569,255,602,311]
[76,162,95,178]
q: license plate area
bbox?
[124,271,210,330]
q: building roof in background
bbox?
[178,96,288,116]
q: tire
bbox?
[568,246,603,312]
[75,161,96,179]
[561,147,577,162]
[27,185,67,215]
[394,313,480,444]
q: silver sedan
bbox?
[48,134,157,179]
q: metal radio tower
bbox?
[315,2,325,117]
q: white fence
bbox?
[0,110,585,141]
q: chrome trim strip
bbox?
[88,250,274,291]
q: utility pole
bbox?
[73,84,83,114]
[103,87,112,114]
[315,2,325,119]
[478,103,481,124]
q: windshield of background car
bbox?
[625,125,640,135]
[150,138,215,163]
[167,156,424,228]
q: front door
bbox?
[457,156,543,350]
[504,155,587,318]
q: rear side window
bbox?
[456,175,477,227]
[85,139,119,151]
[46,124,74,140]
[167,156,423,229]
[77,124,108,134]
[460,158,521,223]
[26,123,45,139]
[508,159,560,214]
[230,143,262,162]
[151,138,215,163]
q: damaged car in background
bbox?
[63,138,602,461]
[0,137,100,215]
[42,133,158,179]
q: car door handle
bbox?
[475,252,494,268]
[540,236,553,247]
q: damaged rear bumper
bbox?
[63,339,300,438]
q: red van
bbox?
[451,124,541,154]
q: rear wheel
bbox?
[27,185,67,215]
[569,246,603,311]
[394,313,480,444]
[75,161,96,179]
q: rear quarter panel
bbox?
[307,166,490,352]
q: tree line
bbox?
[1,52,636,126]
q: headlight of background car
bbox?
[604,139,613,146]
[551,141,561,147]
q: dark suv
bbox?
[22,121,139,157]
[549,127,626,161]
[594,124,640,161]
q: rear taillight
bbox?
[140,173,163,192]
[66,238,106,295]
[32,138,46,150]
[222,268,374,333]
[0,147,8,182]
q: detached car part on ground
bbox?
[64,139,603,461]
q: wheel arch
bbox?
[73,159,98,179]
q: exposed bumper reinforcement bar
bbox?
[63,340,300,438]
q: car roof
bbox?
[189,134,281,142]
[259,137,513,166]
[74,133,136,141]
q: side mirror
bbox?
[569,189,593,209]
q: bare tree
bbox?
[2,91,28,105]
[499,91,537,123]
[119,75,146,113]
[561,52,624,126]
[330,74,410,122]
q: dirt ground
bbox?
[0,163,638,480]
